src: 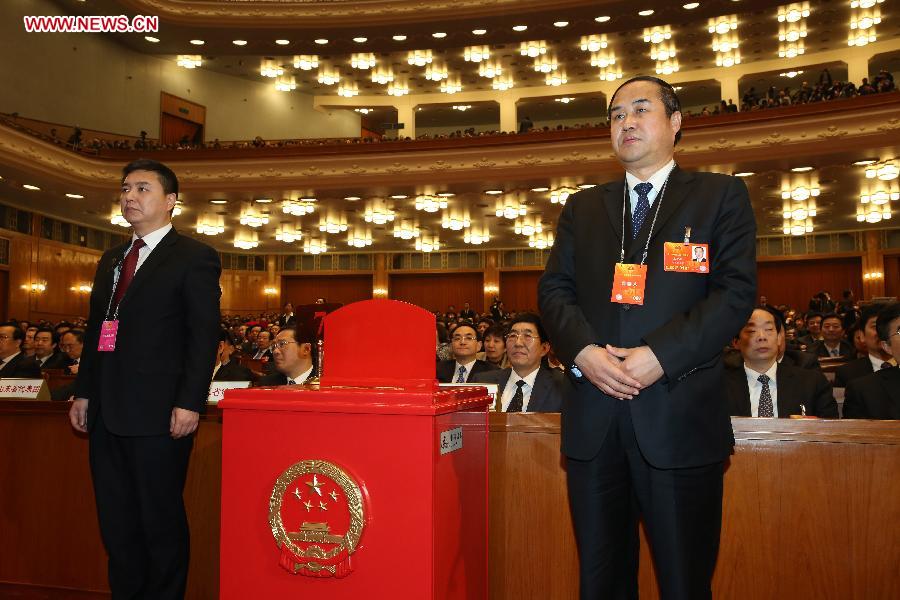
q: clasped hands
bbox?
[574,344,664,400]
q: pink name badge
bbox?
[98,320,119,352]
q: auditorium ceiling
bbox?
[57,0,900,96]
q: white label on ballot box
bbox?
[0,379,49,400]
[439,426,463,455]
[208,381,251,403]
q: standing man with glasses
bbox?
[436,322,498,383]
[539,76,756,599]
[471,313,565,412]
[69,159,221,600]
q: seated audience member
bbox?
[22,326,38,357]
[812,313,855,360]
[251,330,274,360]
[59,329,84,375]
[212,330,254,382]
[471,313,565,412]
[0,323,41,378]
[33,327,72,370]
[436,323,499,383]
[843,302,900,420]
[256,327,316,386]
[835,303,896,388]
[796,312,823,349]
[436,323,452,361]
[241,325,262,355]
[480,324,510,369]
[725,308,837,418]
[475,317,494,336]
[459,302,477,320]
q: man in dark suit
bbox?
[0,323,41,378]
[212,330,254,382]
[276,302,295,328]
[256,326,316,386]
[459,302,477,320]
[843,302,900,419]
[69,159,221,600]
[436,322,499,383]
[812,313,855,360]
[241,324,261,355]
[33,327,72,370]
[725,308,837,418]
[539,76,757,599]
[834,303,895,387]
[471,313,565,412]
[796,311,823,349]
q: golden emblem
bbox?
[269,459,366,577]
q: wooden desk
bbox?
[0,403,897,599]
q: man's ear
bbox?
[670,110,682,137]
[881,339,894,358]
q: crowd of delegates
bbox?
[3,68,894,155]
[1,293,896,418]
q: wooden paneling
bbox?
[281,274,373,307]
[389,272,484,314]
[0,269,8,321]
[499,270,542,313]
[160,92,206,125]
[2,405,898,600]
[884,255,899,299]
[757,257,863,311]
[219,271,269,315]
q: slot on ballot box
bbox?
[218,300,491,599]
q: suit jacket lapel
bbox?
[529,367,551,412]
[119,228,179,309]
[602,180,626,249]
[732,370,752,416]
[626,166,694,264]
[881,369,900,413]
[775,362,798,417]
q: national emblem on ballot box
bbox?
[269,459,367,578]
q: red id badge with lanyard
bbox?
[98,320,119,351]
[611,264,647,305]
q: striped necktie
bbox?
[455,365,467,383]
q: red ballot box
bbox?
[219,299,491,599]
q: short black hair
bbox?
[875,302,900,343]
[62,329,85,345]
[483,323,508,342]
[35,326,58,345]
[0,322,24,342]
[859,302,887,330]
[452,322,480,341]
[508,312,549,343]
[755,306,784,334]
[821,312,842,326]
[806,311,823,323]
[281,325,315,345]
[122,159,179,196]
[608,75,683,144]
[218,329,236,345]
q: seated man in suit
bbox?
[59,329,84,375]
[212,330,254,382]
[835,303,896,387]
[22,326,38,358]
[436,322,499,383]
[844,302,900,420]
[725,307,837,418]
[812,313,855,360]
[256,326,316,386]
[796,312,823,349]
[471,313,565,412]
[241,325,261,355]
[33,327,72,370]
[723,309,820,371]
[251,329,274,361]
[0,322,41,378]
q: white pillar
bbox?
[499,97,518,133]
[718,76,740,110]
[846,55,870,86]
[395,103,415,139]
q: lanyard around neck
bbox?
[620,171,672,265]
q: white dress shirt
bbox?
[624,159,676,216]
[453,359,477,382]
[499,367,540,412]
[0,351,21,369]
[112,223,173,293]
[287,365,314,385]
[744,361,779,418]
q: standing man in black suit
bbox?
[470,313,565,412]
[724,308,837,418]
[539,76,756,600]
[844,302,900,419]
[69,159,221,600]
[436,322,499,383]
[834,303,895,387]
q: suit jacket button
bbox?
[622,304,631,312]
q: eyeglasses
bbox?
[272,340,298,350]
[505,332,539,344]
[451,335,477,343]
[891,328,900,339]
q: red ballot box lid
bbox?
[220,384,489,416]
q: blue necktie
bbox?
[455,365,467,383]
[632,182,653,238]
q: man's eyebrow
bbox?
[610,98,650,113]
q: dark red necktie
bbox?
[112,238,146,309]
